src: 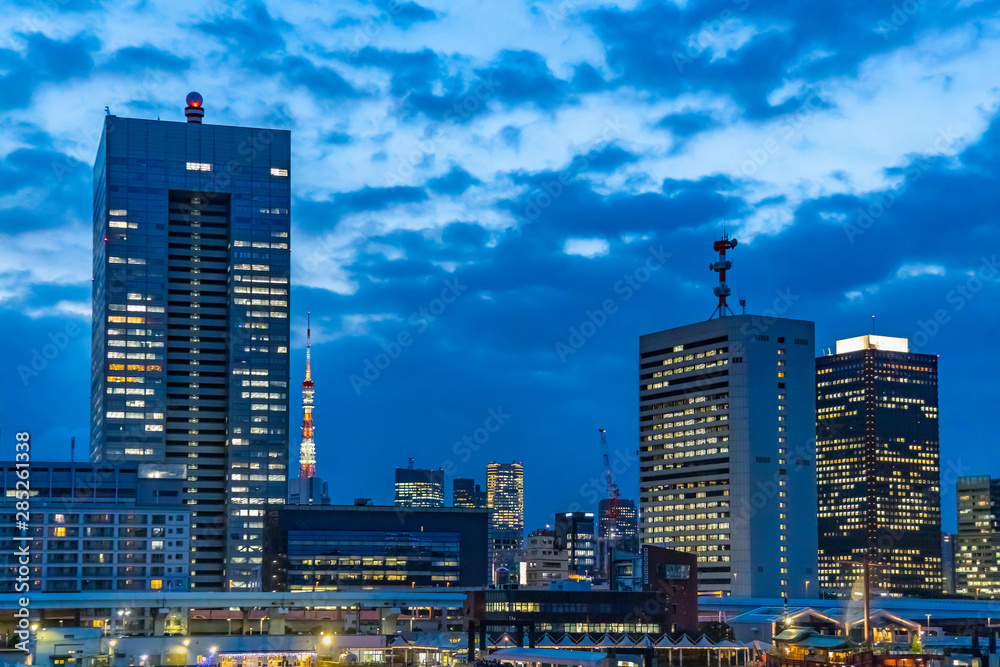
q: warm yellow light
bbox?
[210,646,218,653]
[110,640,117,647]
[323,636,332,646]
[183,640,190,646]
[31,624,38,631]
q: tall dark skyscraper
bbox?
[816,334,942,596]
[90,94,291,590]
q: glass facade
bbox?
[816,336,942,595]
[91,114,291,590]
[394,466,445,508]
[955,475,1000,597]
[285,529,461,589]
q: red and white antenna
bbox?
[709,231,738,319]
[299,312,316,478]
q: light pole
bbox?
[925,614,931,636]
[805,580,810,596]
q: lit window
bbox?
[186,162,212,171]
[54,514,65,524]
[54,527,66,537]
[150,579,163,590]
[270,167,289,177]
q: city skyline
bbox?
[2,0,1000,534]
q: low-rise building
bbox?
[0,461,190,595]
[524,529,568,588]
[263,504,489,590]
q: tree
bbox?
[699,622,735,643]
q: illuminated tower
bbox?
[299,313,316,479]
[487,461,524,577]
[289,313,329,506]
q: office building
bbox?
[523,528,569,588]
[487,461,524,575]
[394,461,445,508]
[464,584,695,636]
[816,334,942,596]
[554,512,596,578]
[955,475,1000,597]
[0,462,190,594]
[263,504,489,590]
[609,545,699,630]
[453,478,488,508]
[597,497,638,578]
[90,94,291,589]
[638,234,817,597]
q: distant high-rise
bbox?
[555,511,596,578]
[638,234,817,598]
[955,475,1000,598]
[90,94,291,590]
[487,461,524,575]
[453,477,487,508]
[394,460,444,508]
[816,334,942,596]
[597,498,638,577]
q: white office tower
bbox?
[638,234,817,598]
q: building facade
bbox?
[638,315,818,598]
[554,512,596,578]
[90,96,291,590]
[487,462,524,575]
[453,478,488,508]
[955,475,1000,597]
[394,464,445,508]
[263,504,489,590]
[597,498,638,578]
[524,529,568,588]
[0,462,190,594]
[816,335,942,596]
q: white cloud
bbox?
[563,237,610,258]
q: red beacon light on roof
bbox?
[185,92,205,123]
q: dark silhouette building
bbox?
[816,335,942,596]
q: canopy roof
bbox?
[490,648,608,667]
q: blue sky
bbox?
[1,0,999,532]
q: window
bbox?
[150,579,163,590]
[270,167,289,177]
[186,162,212,171]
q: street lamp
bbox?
[805,580,810,595]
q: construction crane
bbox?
[599,429,620,517]
[599,429,622,580]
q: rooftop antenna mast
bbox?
[708,231,738,319]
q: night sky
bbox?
[1,0,999,534]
